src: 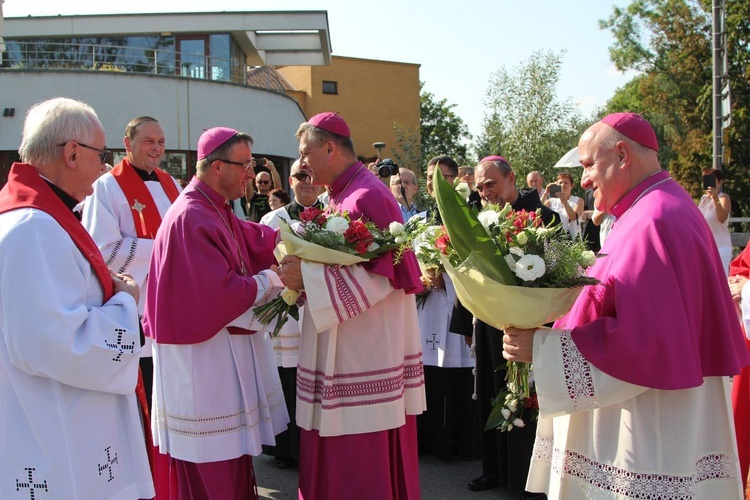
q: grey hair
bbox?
[19,97,102,165]
[295,122,355,156]
[196,132,253,173]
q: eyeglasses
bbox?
[291,172,310,181]
[256,180,271,185]
[217,159,255,171]
[58,141,112,164]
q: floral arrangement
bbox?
[254,208,427,337]
[432,168,599,432]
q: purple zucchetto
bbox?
[600,112,659,151]
[480,155,509,164]
[307,112,351,138]
[197,127,239,160]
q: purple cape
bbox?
[556,170,749,389]
[327,162,422,294]
[143,178,278,344]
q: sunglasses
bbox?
[58,141,112,164]
[256,180,271,185]
[291,172,310,181]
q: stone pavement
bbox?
[255,452,523,499]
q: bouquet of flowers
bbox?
[432,168,599,432]
[253,207,427,336]
[413,224,454,308]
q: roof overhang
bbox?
[3,10,332,66]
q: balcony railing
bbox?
[1,41,289,94]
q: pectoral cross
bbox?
[131,199,148,236]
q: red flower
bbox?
[435,234,451,255]
[526,392,539,409]
[344,220,373,254]
[300,207,326,226]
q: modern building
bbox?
[0,11,332,185]
[277,56,421,164]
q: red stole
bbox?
[0,163,113,299]
[730,248,750,494]
[111,158,180,238]
[0,162,156,481]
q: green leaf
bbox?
[484,401,506,431]
[433,168,515,284]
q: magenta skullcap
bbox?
[600,112,659,151]
[197,127,239,160]
[307,112,351,138]
[480,155,509,164]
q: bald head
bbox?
[578,121,661,212]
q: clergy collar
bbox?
[610,170,670,219]
[190,177,229,207]
[130,163,160,182]
[327,161,365,198]
[42,179,80,215]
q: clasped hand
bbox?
[502,327,536,363]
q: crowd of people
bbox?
[1,98,749,500]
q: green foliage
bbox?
[601,0,750,219]
[419,83,472,165]
[475,49,589,188]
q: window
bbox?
[322,81,338,95]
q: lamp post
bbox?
[373,142,386,160]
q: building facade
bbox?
[0,11,332,185]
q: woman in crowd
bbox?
[698,167,732,275]
[268,187,291,211]
[544,172,584,238]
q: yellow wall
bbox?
[278,56,421,163]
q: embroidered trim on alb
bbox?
[560,330,597,412]
[105,239,122,266]
[118,239,137,274]
[552,449,739,499]
[531,435,554,462]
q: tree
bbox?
[394,83,472,174]
[601,0,750,220]
[475,49,588,190]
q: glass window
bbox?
[322,81,338,94]
[209,34,230,82]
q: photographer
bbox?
[244,157,281,222]
[698,167,732,275]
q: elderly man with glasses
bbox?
[0,97,154,498]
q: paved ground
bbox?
[255,452,523,499]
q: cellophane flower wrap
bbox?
[253,207,427,336]
[433,168,599,432]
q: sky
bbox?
[2,0,634,141]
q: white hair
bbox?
[19,97,103,165]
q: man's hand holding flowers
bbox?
[502,327,534,363]
[278,255,304,291]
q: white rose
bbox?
[509,246,525,257]
[514,254,546,281]
[389,221,405,236]
[455,182,470,199]
[581,250,597,268]
[478,210,500,230]
[325,216,350,234]
[512,418,525,428]
[515,231,528,246]
[280,288,301,306]
[500,408,511,420]
[394,235,407,244]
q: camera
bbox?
[702,174,716,190]
[548,184,562,198]
[377,158,399,178]
[254,157,267,167]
